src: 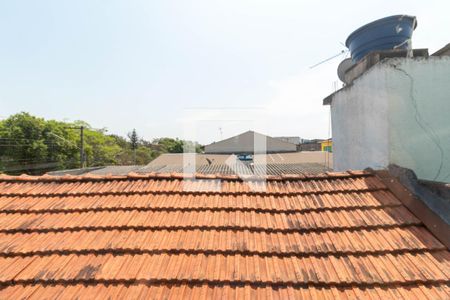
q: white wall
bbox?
[330,56,450,183]
[331,63,390,171]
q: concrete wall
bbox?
[275,136,301,145]
[387,57,450,182]
[330,56,450,183]
[330,63,390,171]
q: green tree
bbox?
[128,129,139,164]
[153,138,202,154]
[82,129,122,167]
[0,113,79,174]
[0,113,202,174]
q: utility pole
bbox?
[66,126,85,168]
[80,126,85,168]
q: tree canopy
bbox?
[0,112,202,174]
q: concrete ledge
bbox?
[374,165,450,249]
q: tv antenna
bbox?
[309,49,348,69]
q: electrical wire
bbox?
[0,144,61,147]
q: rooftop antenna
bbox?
[309,48,348,69]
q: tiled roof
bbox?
[0,171,448,299]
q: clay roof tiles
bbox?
[0,171,448,299]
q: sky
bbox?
[0,1,448,144]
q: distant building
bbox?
[324,45,450,183]
[321,139,332,152]
[204,130,297,154]
[274,136,301,145]
[298,139,324,151]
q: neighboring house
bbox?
[0,170,448,298]
[298,139,324,151]
[324,46,450,183]
[204,130,297,154]
[274,136,301,145]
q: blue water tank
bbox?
[346,15,417,62]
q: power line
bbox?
[2,162,60,172]
[0,143,62,147]
[0,140,67,144]
[1,158,76,163]
[0,137,44,141]
[0,141,76,147]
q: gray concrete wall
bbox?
[386,57,450,182]
[330,63,390,171]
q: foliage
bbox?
[128,129,138,151]
[0,112,203,174]
[0,113,79,173]
[153,137,202,153]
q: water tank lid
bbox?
[345,15,417,48]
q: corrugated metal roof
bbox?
[141,162,331,175]
[48,165,146,176]
[147,151,333,166]
[0,171,448,299]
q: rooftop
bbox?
[144,162,331,175]
[47,165,146,176]
[47,151,333,177]
[146,152,333,171]
[204,130,298,154]
[0,171,448,298]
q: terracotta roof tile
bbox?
[0,172,448,299]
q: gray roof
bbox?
[141,162,331,175]
[48,165,146,176]
[204,130,297,154]
[48,151,333,176]
[148,152,333,166]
